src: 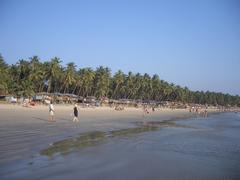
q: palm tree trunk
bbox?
[47,79,51,93]
[72,86,77,94]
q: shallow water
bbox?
[1,113,240,179]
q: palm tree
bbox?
[134,73,143,100]
[142,73,152,100]
[159,79,174,101]
[9,59,34,97]
[112,70,125,99]
[45,57,62,93]
[124,71,135,99]
[0,54,10,94]
[94,66,111,98]
[76,67,95,96]
[29,56,45,93]
[1,54,240,107]
[151,74,161,101]
[61,62,77,94]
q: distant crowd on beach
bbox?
[3,95,240,123]
[189,106,208,117]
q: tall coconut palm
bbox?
[76,67,95,96]
[29,56,45,93]
[142,73,152,100]
[161,81,172,101]
[10,59,34,97]
[135,73,152,100]
[0,54,10,94]
[151,74,161,101]
[133,73,143,100]
[1,54,240,107]
[61,62,77,94]
[112,70,125,99]
[124,71,135,99]
[94,66,111,98]
[45,57,62,93]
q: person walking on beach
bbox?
[152,106,155,112]
[73,104,79,122]
[49,100,55,122]
[142,105,149,117]
[204,108,208,117]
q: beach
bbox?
[0,104,194,165]
[0,104,239,179]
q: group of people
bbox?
[48,101,79,122]
[114,105,125,111]
[189,106,208,117]
[142,106,156,117]
[47,102,210,122]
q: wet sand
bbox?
[1,104,238,179]
[0,104,196,164]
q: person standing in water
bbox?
[73,104,79,122]
[49,100,55,122]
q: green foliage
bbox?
[0,54,10,94]
[93,66,111,98]
[1,53,240,107]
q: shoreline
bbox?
[0,103,222,127]
[1,103,239,179]
[0,104,225,165]
[0,103,225,129]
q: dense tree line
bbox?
[0,54,239,107]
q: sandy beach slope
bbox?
[0,104,216,166]
[2,104,239,180]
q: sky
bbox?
[0,0,240,95]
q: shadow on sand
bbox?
[33,117,73,122]
[32,117,49,122]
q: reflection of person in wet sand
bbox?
[49,100,55,122]
[73,104,79,122]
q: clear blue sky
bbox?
[0,0,240,95]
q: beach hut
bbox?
[60,93,78,104]
[85,96,96,103]
[77,96,84,103]
[5,96,17,104]
[118,99,130,104]
[34,92,51,104]
[83,96,97,107]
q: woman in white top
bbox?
[49,100,55,121]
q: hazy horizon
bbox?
[1,0,240,95]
